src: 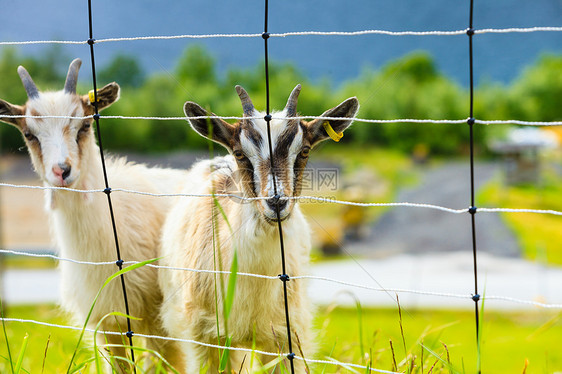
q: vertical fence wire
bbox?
[262,0,296,372]
[86,0,136,368]
[466,0,481,373]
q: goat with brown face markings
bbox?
[0,59,188,373]
[159,85,359,373]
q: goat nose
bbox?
[52,163,71,180]
[267,195,288,212]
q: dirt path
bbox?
[347,161,520,258]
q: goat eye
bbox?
[77,122,91,138]
[24,132,37,142]
[80,122,91,132]
[233,150,246,160]
[300,147,311,158]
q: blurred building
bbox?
[490,128,558,185]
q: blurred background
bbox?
[0,1,561,373]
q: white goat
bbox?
[159,85,359,373]
[0,59,187,372]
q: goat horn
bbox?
[284,84,301,117]
[17,66,40,99]
[235,85,255,116]
[64,58,82,94]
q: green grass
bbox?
[2,304,561,373]
[1,255,57,270]
[478,172,562,265]
[1,304,83,373]
[316,306,562,374]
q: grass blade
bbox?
[224,250,238,321]
[92,311,141,374]
[219,336,233,372]
[66,257,159,373]
[421,343,461,374]
[1,299,14,374]
[41,334,51,374]
[13,333,29,374]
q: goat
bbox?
[159,84,359,373]
[0,59,187,372]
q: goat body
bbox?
[159,156,313,373]
[159,85,358,373]
[0,59,187,372]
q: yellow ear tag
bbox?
[322,121,343,142]
[88,89,98,103]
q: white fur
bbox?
[159,122,314,373]
[22,90,188,372]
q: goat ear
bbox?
[0,99,24,128]
[306,97,359,147]
[184,101,236,150]
[81,82,120,113]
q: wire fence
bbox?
[2,181,562,216]
[2,114,562,126]
[2,248,562,310]
[1,26,562,46]
[1,1,561,373]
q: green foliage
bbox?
[341,52,471,154]
[509,54,562,122]
[0,45,560,155]
[177,45,217,86]
[98,54,145,88]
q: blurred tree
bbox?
[176,45,216,85]
[509,54,562,122]
[98,54,145,88]
[1,45,559,155]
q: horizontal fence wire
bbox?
[3,248,562,310]
[0,317,400,374]
[1,182,561,216]
[1,26,562,46]
[1,114,562,126]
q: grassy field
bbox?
[2,303,561,373]
[478,170,562,265]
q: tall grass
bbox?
[2,302,562,373]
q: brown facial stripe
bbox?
[240,120,262,149]
[292,154,309,197]
[25,134,43,167]
[273,119,299,160]
[236,158,257,198]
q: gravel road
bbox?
[348,161,520,258]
